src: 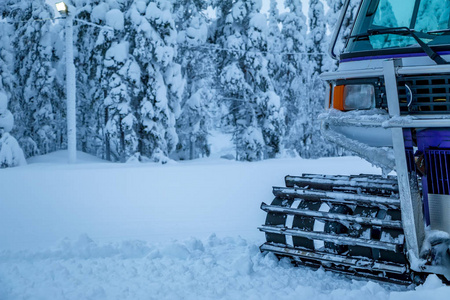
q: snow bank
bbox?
[0,235,414,300]
[390,275,449,300]
[1,234,448,300]
[0,151,381,252]
[0,151,448,298]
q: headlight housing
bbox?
[332,84,375,111]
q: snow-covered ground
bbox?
[0,151,449,299]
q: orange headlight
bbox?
[332,85,345,111]
[332,84,375,111]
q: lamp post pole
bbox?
[56,2,76,163]
[56,2,112,163]
[65,12,77,164]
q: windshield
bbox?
[346,0,450,53]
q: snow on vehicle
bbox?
[259,0,450,284]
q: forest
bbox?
[0,0,358,165]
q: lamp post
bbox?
[56,1,77,164]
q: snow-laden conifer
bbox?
[173,0,215,160]
[302,0,337,158]
[0,91,26,167]
[0,21,14,97]
[213,0,284,161]
[88,2,138,163]
[130,0,183,163]
[278,0,308,155]
[6,0,64,157]
[102,39,140,162]
[266,0,282,81]
[73,0,108,158]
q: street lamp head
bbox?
[55,2,69,16]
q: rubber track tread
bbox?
[285,174,399,193]
[273,186,401,209]
[261,203,403,229]
[261,173,410,283]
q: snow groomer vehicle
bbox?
[259,0,450,284]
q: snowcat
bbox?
[259,0,450,284]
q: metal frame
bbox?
[383,60,425,259]
[329,0,352,60]
[322,68,384,81]
[272,186,401,207]
[259,225,402,252]
[261,203,403,228]
[260,243,408,275]
[319,59,450,278]
[322,63,450,81]
[385,117,450,128]
[315,0,450,279]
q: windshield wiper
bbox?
[351,27,448,65]
[427,29,450,34]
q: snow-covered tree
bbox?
[86,4,138,163]
[0,91,26,168]
[266,0,282,81]
[102,39,140,162]
[278,0,308,153]
[72,0,108,158]
[213,0,284,161]
[173,0,216,160]
[308,0,328,75]
[0,22,14,97]
[130,0,183,163]
[72,0,184,163]
[6,0,64,157]
[297,0,337,158]
[172,0,209,31]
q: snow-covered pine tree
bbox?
[171,0,209,31]
[130,0,183,163]
[71,0,141,162]
[278,0,308,154]
[80,0,125,161]
[6,0,64,157]
[97,4,140,162]
[173,0,216,160]
[302,0,337,158]
[308,0,328,75]
[102,39,140,163]
[72,0,107,158]
[0,0,22,166]
[213,0,284,161]
[0,22,14,97]
[0,91,27,168]
[266,0,282,82]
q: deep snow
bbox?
[1,151,449,299]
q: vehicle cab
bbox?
[321,0,450,171]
